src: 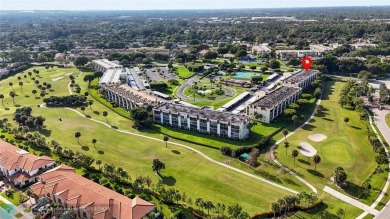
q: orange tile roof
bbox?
[9,171,31,182]
[0,140,54,172]
[31,165,154,219]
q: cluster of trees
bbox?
[270,192,318,218]
[130,107,153,129]
[150,81,168,90]
[379,83,390,104]
[184,62,205,72]
[14,107,45,129]
[338,80,367,110]
[334,166,348,185]
[220,136,270,158]
[83,71,104,85]
[43,95,88,107]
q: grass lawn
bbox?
[15,213,23,218]
[0,192,21,206]
[172,66,194,79]
[276,81,383,206]
[24,207,31,213]
[385,113,390,128]
[0,66,304,216]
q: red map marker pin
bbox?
[301,56,313,72]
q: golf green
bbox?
[320,140,354,165]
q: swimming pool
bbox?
[233,71,262,79]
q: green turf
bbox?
[0,192,21,206]
[385,113,390,128]
[276,81,383,206]
[15,213,23,218]
[173,66,194,79]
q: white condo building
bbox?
[153,103,251,140]
[247,86,302,123]
[281,69,320,89]
[92,59,122,72]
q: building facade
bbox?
[281,69,320,89]
[0,140,55,186]
[153,103,250,140]
[92,59,123,73]
[247,86,302,123]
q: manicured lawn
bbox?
[173,66,194,79]
[385,113,390,128]
[276,81,382,206]
[182,86,226,99]
[0,192,21,206]
[15,213,23,218]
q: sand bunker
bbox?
[308,133,327,142]
[52,77,63,81]
[299,142,317,157]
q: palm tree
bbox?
[9,91,16,105]
[96,159,102,170]
[103,111,108,123]
[152,159,165,175]
[28,71,32,78]
[292,115,298,126]
[92,139,97,147]
[19,82,23,93]
[23,75,28,82]
[195,197,204,211]
[204,200,215,216]
[344,117,349,126]
[40,92,45,98]
[282,128,289,141]
[0,94,4,107]
[74,131,81,144]
[9,82,14,92]
[32,90,37,98]
[163,135,169,147]
[25,188,34,204]
[284,141,289,155]
[312,154,321,170]
[271,202,280,218]
[81,106,86,114]
[88,99,94,110]
[292,149,298,165]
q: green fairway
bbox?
[276,81,383,206]
[0,66,306,216]
[172,66,194,79]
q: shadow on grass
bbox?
[160,175,176,186]
[4,107,10,110]
[284,178,300,187]
[111,126,118,129]
[307,169,324,178]
[171,150,180,154]
[342,181,361,199]
[85,115,91,118]
[322,117,334,122]
[98,150,104,154]
[14,104,21,107]
[24,95,30,98]
[298,159,311,166]
[38,129,52,137]
[350,126,362,130]
[93,111,100,115]
[302,123,316,131]
[82,146,90,151]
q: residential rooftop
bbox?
[154,102,250,124]
[0,140,54,172]
[282,69,319,84]
[99,68,125,84]
[251,86,301,108]
[92,59,122,70]
[31,165,154,219]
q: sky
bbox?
[0,0,389,10]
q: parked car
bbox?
[42,211,52,219]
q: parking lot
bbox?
[143,66,177,83]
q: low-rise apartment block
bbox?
[247,86,302,123]
[92,59,123,73]
[153,103,250,140]
[281,69,320,89]
[31,164,154,219]
[0,140,55,186]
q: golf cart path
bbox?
[64,107,299,194]
[67,71,83,95]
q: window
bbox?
[83,212,87,218]
[47,193,50,197]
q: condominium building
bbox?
[31,164,154,219]
[153,103,251,140]
[281,69,320,89]
[92,59,123,73]
[99,68,127,85]
[102,84,161,109]
[247,86,302,123]
[0,140,55,186]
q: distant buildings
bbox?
[0,140,55,186]
[350,43,378,50]
[247,86,302,123]
[153,103,251,140]
[251,44,271,55]
[92,59,123,73]
[31,164,154,219]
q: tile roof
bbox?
[0,140,54,172]
[31,165,154,219]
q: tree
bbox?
[74,131,81,144]
[9,91,16,105]
[282,129,289,141]
[74,56,88,67]
[269,59,281,69]
[0,94,4,107]
[271,202,281,218]
[80,106,86,114]
[103,111,108,123]
[163,135,169,147]
[336,208,345,219]
[32,90,37,98]
[25,188,34,204]
[96,159,102,170]
[292,115,298,126]
[344,117,349,125]
[60,210,76,219]
[284,141,290,155]
[292,150,299,165]
[19,82,23,93]
[9,82,14,92]
[40,92,45,99]
[152,159,165,175]
[312,155,321,170]
[92,139,97,147]
[88,99,94,110]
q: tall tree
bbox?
[152,159,165,175]
[312,155,321,170]
[9,91,16,105]
[0,94,4,107]
[284,141,290,155]
[74,131,81,144]
[9,82,14,92]
[282,129,289,141]
[163,135,169,147]
[92,139,97,147]
[292,149,299,165]
[103,111,108,123]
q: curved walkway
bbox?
[67,71,83,95]
[270,98,321,194]
[63,107,299,194]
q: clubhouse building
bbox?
[153,102,251,140]
[0,140,55,186]
[246,86,302,123]
[31,165,155,219]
